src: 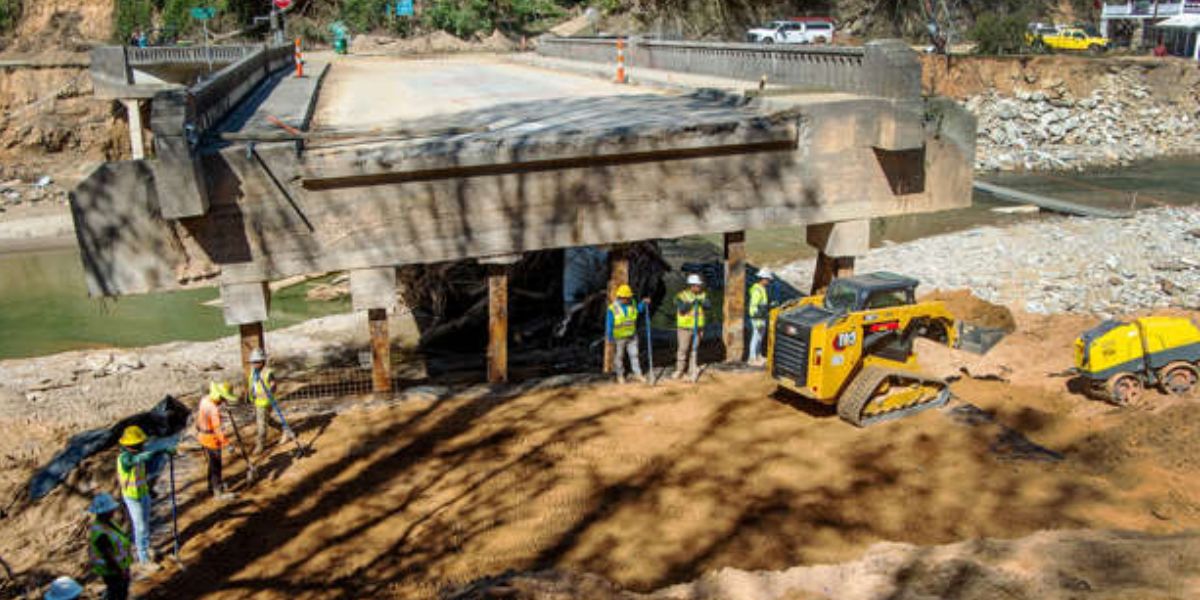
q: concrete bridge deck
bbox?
[71,40,976,386]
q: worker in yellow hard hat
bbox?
[197,381,238,501]
[606,283,650,384]
[116,425,175,573]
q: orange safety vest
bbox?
[196,397,227,450]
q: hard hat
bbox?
[686,274,703,286]
[249,348,267,363]
[757,268,775,280]
[615,284,634,298]
[209,381,238,402]
[87,493,119,515]
[118,425,147,447]
[44,576,83,600]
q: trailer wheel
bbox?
[1159,362,1198,396]
[1106,373,1144,406]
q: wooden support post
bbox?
[120,99,147,160]
[811,252,856,295]
[487,264,509,384]
[603,245,630,374]
[722,231,746,362]
[368,308,391,393]
[238,322,265,388]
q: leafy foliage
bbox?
[969,12,1029,55]
[0,0,20,34]
[422,0,562,38]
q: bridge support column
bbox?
[807,220,869,294]
[481,254,521,384]
[351,267,398,394]
[119,99,150,160]
[221,282,271,386]
[722,231,746,362]
[603,245,630,374]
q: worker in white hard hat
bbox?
[86,493,132,599]
[606,284,650,384]
[673,273,710,380]
[247,347,281,454]
[43,576,83,600]
[747,268,776,365]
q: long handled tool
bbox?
[643,301,656,386]
[167,453,183,568]
[689,302,701,383]
[221,405,257,482]
[255,371,308,457]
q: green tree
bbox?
[969,12,1028,55]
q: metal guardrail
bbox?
[537,37,918,99]
[126,45,260,66]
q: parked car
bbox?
[745,19,835,44]
[1027,25,1111,54]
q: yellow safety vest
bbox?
[248,368,275,409]
[88,520,133,577]
[749,282,769,321]
[116,452,147,501]
[609,302,638,340]
[676,290,707,329]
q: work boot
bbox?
[671,369,684,380]
[617,373,626,385]
[215,491,237,502]
[634,374,647,383]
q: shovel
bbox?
[689,302,701,383]
[254,371,309,458]
[221,405,257,483]
[167,453,184,569]
[643,301,655,386]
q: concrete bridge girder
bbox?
[70,93,973,299]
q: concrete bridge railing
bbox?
[537,37,921,99]
[126,45,262,67]
[146,42,295,219]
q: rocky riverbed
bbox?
[778,206,1200,317]
[968,65,1200,172]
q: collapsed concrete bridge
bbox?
[71,38,975,390]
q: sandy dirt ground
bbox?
[2,301,1192,598]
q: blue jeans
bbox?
[124,494,152,563]
[749,318,767,361]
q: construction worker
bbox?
[116,425,174,571]
[198,381,238,500]
[606,284,649,384]
[86,493,132,600]
[673,274,710,379]
[43,576,83,600]
[747,269,775,365]
[247,348,281,455]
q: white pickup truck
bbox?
[745,20,835,44]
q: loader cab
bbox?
[822,272,919,314]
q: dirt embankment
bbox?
[4,298,1198,598]
[921,54,1200,102]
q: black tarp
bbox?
[29,396,190,500]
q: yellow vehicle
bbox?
[767,272,983,427]
[1074,317,1200,405]
[1028,27,1111,54]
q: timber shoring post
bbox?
[487,264,509,384]
[238,322,265,389]
[368,308,391,393]
[603,245,630,374]
[722,231,746,362]
[811,252,856,295]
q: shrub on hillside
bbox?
[969,12,1028,55]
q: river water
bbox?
[2,157,1197,360]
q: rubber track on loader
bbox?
[837,365,950,427]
